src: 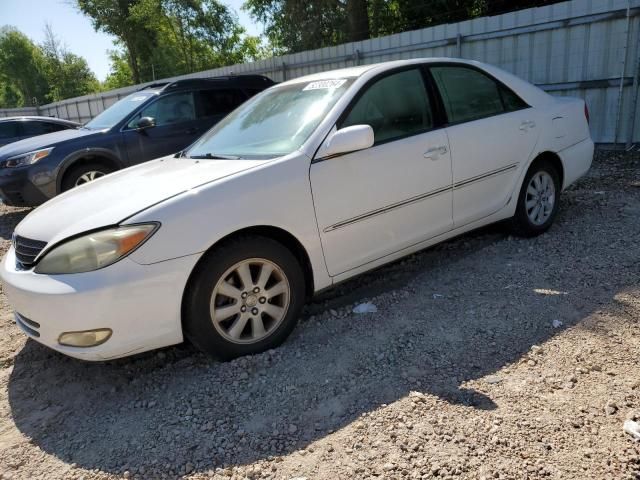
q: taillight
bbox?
[584,103,590,124]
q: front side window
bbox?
[341,69,433,144]
[20,121,67,135]
[430,66,524,124]
[0,121,19,139]
[85,92,155,130]
[187,78,353,159]
[128,92,196,128]
[199,89,247,118]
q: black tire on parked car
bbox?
[509,159,562,237]
[61,162,115,191]
[183,236,306,360]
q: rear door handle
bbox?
[424,145,448,160]
[519,120,536,131]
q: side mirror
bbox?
[321,125,374,158]
[135,116,156,130]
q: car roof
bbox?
[139,75,275,94]
[0,116,80,126]
[278,58,490,86]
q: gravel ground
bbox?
[0,150,639,480]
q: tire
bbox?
[183,236,306,360]
[509,159,561,237]
[61,162,115,191]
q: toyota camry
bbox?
[1,58,593,361]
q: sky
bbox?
[0,0,263,81]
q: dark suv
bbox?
[0,75,274,206]
[0,116,80,147]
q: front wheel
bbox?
[183,236,306,360]
[509,160,561,237]
[61,162,115,191]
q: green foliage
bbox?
[243,0,566,54]
[77,0,268,87]
[0,25,99,108]
[0,27,48,107]
[40,25,101,102]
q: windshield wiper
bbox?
[188,153,241,160]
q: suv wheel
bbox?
[62,163,115,191]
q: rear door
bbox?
[122,91,200,163]
[429,65,540,227]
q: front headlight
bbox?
[3,147,54,168]
[34,224,158,274]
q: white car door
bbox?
[310,68,453,276]
[429,65,541,227]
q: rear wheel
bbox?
[183,236,305,360]
[509,159,561,237]
[61,162,115,191]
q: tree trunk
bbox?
[346,0,370,42]
[124,37,141,84]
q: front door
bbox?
[122,91,202,164]
[310,68,453,276]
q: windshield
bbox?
[85,92,155,130]
[186,78,354,159]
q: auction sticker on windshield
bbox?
[303,79,348,91]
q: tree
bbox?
[76,0,158,84]
[243,0,567,54]
[40,24,100,102]
[0,26,48,107]
[77,0,265,86]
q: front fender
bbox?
[126,154,332,292]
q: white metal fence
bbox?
[2,0,639,144]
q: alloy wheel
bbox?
[525,171,556,226]
[75,170,106,186]
[209,258,291,344]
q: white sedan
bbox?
[1,58,593,361]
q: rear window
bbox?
[0,121,18,139]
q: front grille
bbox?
[13,234,47,269]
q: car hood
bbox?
[0,128,98,158]
[15,155,272,246]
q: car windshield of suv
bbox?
[84,92,155,130]
[186,78,355,159]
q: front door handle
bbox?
[519,120,536,131]
[424,145,448,160]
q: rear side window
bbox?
[199,89,247,118]
[341,68,434,144]
[430,66,525,124]
[0,121,18,140]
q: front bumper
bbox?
[0,247,200,360]
[0,166,51,206]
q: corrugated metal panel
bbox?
[1,0,639,143]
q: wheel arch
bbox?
[527,151,564,190]
[181,225,315,325]
[56,149,124,193]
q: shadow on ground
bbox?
[5,157,640,476]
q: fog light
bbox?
[58,329,112,347]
